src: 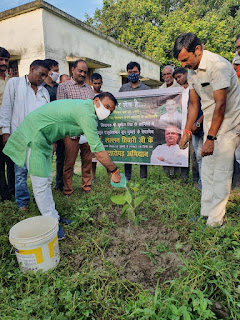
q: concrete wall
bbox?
[0,9,45,75]
[1,6,160,92]
[42,10,160,92]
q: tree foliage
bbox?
[86,0,240,66]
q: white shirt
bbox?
[150,144,188,166]
[0,75,50,134]
[160,79,180,89]
[188,50,240,135]
[159,111,182,129]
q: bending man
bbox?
[3,92,121,238]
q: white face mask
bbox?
[94,100,111,120]
[50,71,59,82]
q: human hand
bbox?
[157,157,165,161]
[111,171,121,183]
[2,133,10,146]
[191,123,199,135]
[179,133,190,149]
[201,140,214,157]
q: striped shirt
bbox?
[57,78,94,100]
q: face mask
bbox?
[128,73,140,83]
[94,100,111,120]
[50,71,59,82]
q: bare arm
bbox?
[179,89,199,149]
[94,150,121,182]
[201,88,226,157]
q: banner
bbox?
[98,87,189,167]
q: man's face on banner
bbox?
[165,99,178,114]
[165,126,179,146]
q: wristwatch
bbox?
[207,135,217,141]
[109,167,118,173]
[195,121,201,128]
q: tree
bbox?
[86,0,240,66]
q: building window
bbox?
[8,60,19,77]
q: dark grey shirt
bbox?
[42,81,59,102]
[119,81,150,92]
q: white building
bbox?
[0,0,161,91]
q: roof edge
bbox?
[0,0,161,66]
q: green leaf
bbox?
[134,195,147,208]
[111,194,127,205]
[120,204,130,219]
[234,249,240,260]
[125,191,132,204]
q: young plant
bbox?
[111,184,147,225]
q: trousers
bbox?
[201,129,240,226]
[63,137,92,195]
[0,135,15,200]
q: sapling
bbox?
[111,183,147,225]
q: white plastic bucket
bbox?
[9,216,60,273]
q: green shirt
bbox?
[3,99,105,177]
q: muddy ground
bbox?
[69,213,192,292]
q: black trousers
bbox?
[55,139,65,190]
[0,135,15,200]
[124,164,148,180]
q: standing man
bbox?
[160,65,180,88]
[174,32,240,227]
[91,73,103,95]
[119,61,150,181]
[0,60,50,211]
[0,47,15,201]
[173,67,203,189]
[59,74,70,83]
[57,59,94,196]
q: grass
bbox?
[0,163,240,319]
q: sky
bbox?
[0,0,103,21]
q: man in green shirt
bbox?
[3,92,121,239]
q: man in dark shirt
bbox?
[119,61,150,180]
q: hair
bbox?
[91,73,102,82]
[30,60,50,70]
[94,92,118,106]
[173,67,187,78]
[126,61,141,72]
[173,33,202,59]
[0,47,10,58]
[236,34,240,42]
[162,65,174,74]
[44,58,58,69]
[59,74,70,81]
[72,59,87,69]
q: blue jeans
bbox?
[15,164,30,208]
[192,134,203,189]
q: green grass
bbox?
[0,164,240,319]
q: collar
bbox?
[130,80,141,88]
[196,50,207,71]
[70,78,87,87]
[25,75,43,89]
[42,81,58,88]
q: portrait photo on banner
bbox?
[97,88,189,167]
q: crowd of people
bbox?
[0,31,240,239]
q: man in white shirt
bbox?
[174,32,240,227]
[160,65,180,88]
[151,125,187,166]
[0,60,50,210]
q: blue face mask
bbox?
[128,73,140,83]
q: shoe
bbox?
[59,216,72,225]
[190,215,208,222]
[58,225,65,240]
[64,193,71,197]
